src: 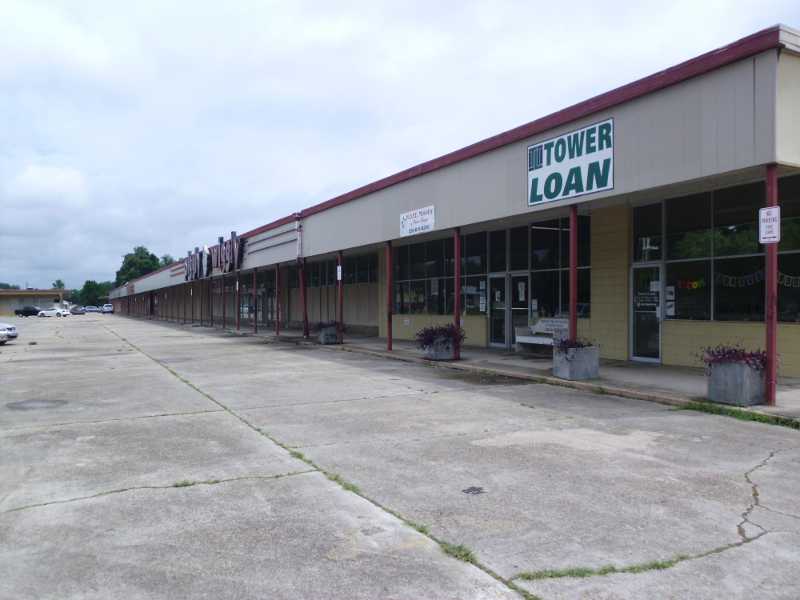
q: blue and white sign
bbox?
[528,119,614,206]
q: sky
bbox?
[1,1,799,289]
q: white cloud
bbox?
[6,164,88,206]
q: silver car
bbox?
[0,322,16,344]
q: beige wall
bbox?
[777,51,800,167]
[584,204,630,360]
[663,321,800,376]
[302,51,778,258]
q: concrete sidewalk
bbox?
[213,322,800,420]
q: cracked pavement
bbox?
[2,316,799,599]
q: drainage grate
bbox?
[462,486,485,495]
[6,399,68,411]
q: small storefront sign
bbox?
[759,206,780,244]
[528,119,614,205]
[400,205,435,237]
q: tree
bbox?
[0,282,20,290]
[160,254,176,267]
[52,279,65,289]
[115,246,161,286]
[77,280,114,306]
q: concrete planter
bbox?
[423,338,456,361]
[707,362,765,406]
[318,326,339,345]
[553,345,600,380]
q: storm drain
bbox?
[6,399,68,411]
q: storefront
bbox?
[111,25,800,394]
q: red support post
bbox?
[222,275,227,329]
[569,204,578,342]
[765,164,779,406]
[300,259,309,338]
[236,272,241,331]
[453,229,462,360]
[337,251,344,343]
[252,269,258,334]
[386,241,393,351]
[190,283,194,324]
[182,285,186,324]
[275,265,281,336]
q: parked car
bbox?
[70,306,85,315]
[14,305,41,317]
[102,304,114,314]
[0,322,16,344]
[37,307,70,317]
[83,306,100,313]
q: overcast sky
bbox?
[1,1,799,289]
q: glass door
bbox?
[631,265,661,361]
[510,274,528,345]
[489,276,506,346]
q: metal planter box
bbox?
[318,326,339,345]
[553,345,600,380]
[423,338,455,361]
[707,362,765,406]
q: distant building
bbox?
[0,289,70,315]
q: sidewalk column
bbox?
[386,241,393,351]
[300,259,309,338]
[222,275,226,329]
[182,284,187,324]
[337,251,344,344]
[252,269,258,334]
[453,228,461,360]
[190,283,194,324]
[765,163,779,406]
[235,272,241,331]
[569,204,578,342]
[275,265,281,336]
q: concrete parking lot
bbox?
[2,316,799,600]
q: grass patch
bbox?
[440,541,476,563]
[173,480,194,487]
[517,555,692,581]
[407,521,430,536]
[289,450,306,460]
[680,401,800,431]
[326,473,360,494]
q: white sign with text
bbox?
[759,206,781,244]
[400,205,435,237]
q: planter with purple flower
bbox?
[553,338,599,381]
[701,345,767,406]
[415,324,465,361]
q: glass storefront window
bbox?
[779,253,800,322]
[531,220,559,270]
[713,182,762,257]
[462,276,486,315]
[531,270,559,318]
[633,204,662,262]
[463,232,487,275]
[779,175,800,252]
[509,227,528,271]
[714,256,764,321]
[666,193,711,259]
[558,269,591,317]
[665,261,710,320]
[489,230,506,272]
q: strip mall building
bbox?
[111,26,800,386]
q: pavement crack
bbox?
[737,449,779,540]
[2,471,316,515]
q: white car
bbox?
[0,322,18,343]
[101,304,114,314]
[37,307,70,317]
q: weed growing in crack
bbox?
[681,401,800,430]
[173,480,194,487]
[289,450,306,461]
[408,521,430,535]
[440,542,476,563]
[517,554,693,581]
[326,473,360,494]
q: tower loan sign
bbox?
[528,118,614,206]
